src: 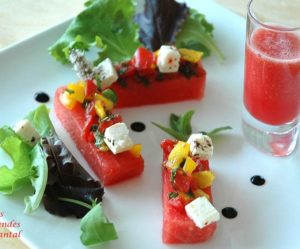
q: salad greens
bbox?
[24,144,48,214]
[0,130,34,195]
[0,105,117,246]
[175,9,225,61]
[49,0,141,64]
[152,110,232,141]
[49,0,223,65]
[25,105,53,137]
[0,105,52,213]
[80,203,118,246]
[135,0,188,51]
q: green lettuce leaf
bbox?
[24,144,48,214]
[0,131,34,195]
[80,203,118,246]
[176,9,224,61]
[49,0,141,64]
[25,105,53,137]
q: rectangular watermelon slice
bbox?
[54,87,144,186]
[111,61,206,108]
[160,139,217,243]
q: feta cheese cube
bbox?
[185,196,220,229]
[187,133,213,160]
[104,122,133,154]
[157,45,181,73]
[13,119,40,146]
[94,58,118,89]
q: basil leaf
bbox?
[80,203,118,246]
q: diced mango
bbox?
[192,170,215,189]
[95,100,107,119]
[129,144,142,157]
[167,141,190,169]
[179,48,203,63]
[182,156,197,174]
[178,192,194,205]
[66,81,85,103]
[59,92,77,110]
[99,143,109,152]
[94,93,114,111]
[192,189,210,200]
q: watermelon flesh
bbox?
[111,62,206,108]
[54,87,144,186]
[161,140,217,243]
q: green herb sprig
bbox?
[152,110,232,141]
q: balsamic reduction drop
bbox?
[250,175,266,186]
[222,207,238,219]
[130,122,146,132]
[34,92,50,103]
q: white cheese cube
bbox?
[13,119,40,146]
[185,196,220,229]
[157,45,181,73]
[187,133,213,160]
[104,122,133,154]
[94,58,118,89]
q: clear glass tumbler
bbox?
[242,0,300,156]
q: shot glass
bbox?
[242,0,300,156]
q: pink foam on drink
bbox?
[252,29,300,59]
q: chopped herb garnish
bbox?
[93,130,105,148]
[82,99,91,109]
[134,73,150,86]
[168,192,179,199]
[117,78,128,88]
[170,168,178,184]
[102,89,118,104]
[65,89,75,94]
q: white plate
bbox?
[0,1,300,249]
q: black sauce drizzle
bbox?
[222,207,238,219]
[34,92,50,103]
[250,175,266,186]
[130,122,146,132]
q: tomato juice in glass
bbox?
[242,0,300,156]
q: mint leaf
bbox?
[151,122,188,141]
[153,110,231,141]
[207,126,232,138]
[80,203,118,246]
[177,110,194,136]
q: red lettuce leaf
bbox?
[135,0,188,51]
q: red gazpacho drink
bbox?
[244,28,300,126]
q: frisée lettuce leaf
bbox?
[80,203,118,246]
[49,0,141,64]
[175,9,224,61]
